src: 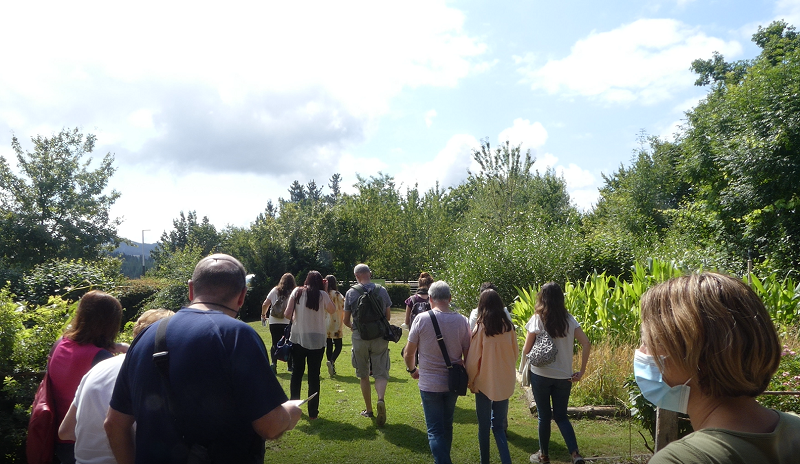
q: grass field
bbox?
[250,309,653,464]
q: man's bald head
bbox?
[191,254,247,302]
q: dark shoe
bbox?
[327,360,335,377]
[376,400,386,427]
[271,364,277,374]
[571,454,585,464]
[360,410,374,418]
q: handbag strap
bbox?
[428,311,453,369]
[152,315,182,428]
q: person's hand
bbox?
[111,342,129,354]
[281,400,304,430]
[410,369,420,380]
[571,371,584,383]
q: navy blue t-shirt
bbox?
[110,308,287,464]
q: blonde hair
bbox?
[133,309,175,337]
[640,272,781,398]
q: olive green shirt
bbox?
[649,410,800,464]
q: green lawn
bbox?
[250,309,652,464]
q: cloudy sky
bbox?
[1,0,797,242]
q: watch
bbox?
[406,367,417,374]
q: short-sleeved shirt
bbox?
[289,287,328,350]
[408,309,471,392]
[344,282,392,337]
[72,355,127,464]
[649,411,800,463]
[110,308,287,464]
[525,313,580,380]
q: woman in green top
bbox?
[637,272,800,463]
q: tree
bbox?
[682,20,800,272]
[150,211,220,271]
[0,128,121,269]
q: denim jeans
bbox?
[475,391,511,464]
[290,344,325,418]
[529,371,579,456]
[420,390,459,464]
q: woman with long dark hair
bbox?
[522,282,591,464]
[324,275,345,376]
[49,290,126,464]
[284,271,335,419]
[262,273,296,373]
[466,289,518,464]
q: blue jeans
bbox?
[529,371,579,456]
[420,390,459,464]
[475,391,511,464]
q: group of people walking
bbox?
[34,253,800,464]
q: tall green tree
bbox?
[682,20,800,272]
[0,128,121,269]
[150,211,220,271]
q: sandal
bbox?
[360,410,374,418]
[530,451,549,463]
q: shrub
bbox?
[20,257,123,305]
[386,284,410,307]
[115,278,164,324]
[0,292,74,462]
[759,343,800,413]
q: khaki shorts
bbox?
[351,335,391,379]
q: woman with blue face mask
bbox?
[638,272,800,463]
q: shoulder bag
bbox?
[527,330,558,367]
[429,311,468,396]
[26,341,59,464]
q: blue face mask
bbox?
[633,349,691,414]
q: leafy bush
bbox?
[759,344,800,413]
[386,284,410,307]
[115,278,164,324]
[0,292,74,462]
[20,258,123,305]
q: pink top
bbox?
[48,338,108,443]
[466,325,519,402]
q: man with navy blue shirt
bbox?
[105,254,302,464]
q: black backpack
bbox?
[352,284,386,341]
[410,297,431,325]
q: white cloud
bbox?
[570,188,600,211]
[395,134,479,193]
[497,118,548,152]
[518,18,742,104]
[775,0,800,26]
[425,109,438,128]
[556,163,596,189]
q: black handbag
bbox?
[274,324,293,362]
[429,311,468,396]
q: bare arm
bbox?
[385,304,392,322]
[58,403,77,441]
[404,305,413,327]
[343,310,352,329]
[251,400,303,440]
[261,298,272,320]
[571,327,591,382]
[522,330,536,356]
[105,407,136,464]
[403,341,419,380]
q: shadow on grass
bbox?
[381,423,430,454]
[294,417,381,441]
[507,428,569,461]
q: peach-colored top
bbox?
[466,324,519,401]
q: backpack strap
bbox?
[428,311,453,369]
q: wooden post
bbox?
[655,408,679,451]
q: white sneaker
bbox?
[326,360,335,377]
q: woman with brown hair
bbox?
[48,290,126,464]
[522,282,590,464]
[404,272,434,329]
[284,271,335,420]
[466,289,518,464]
[639,272,800,463]
[324,274,345,376]
[262,272,296,373]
